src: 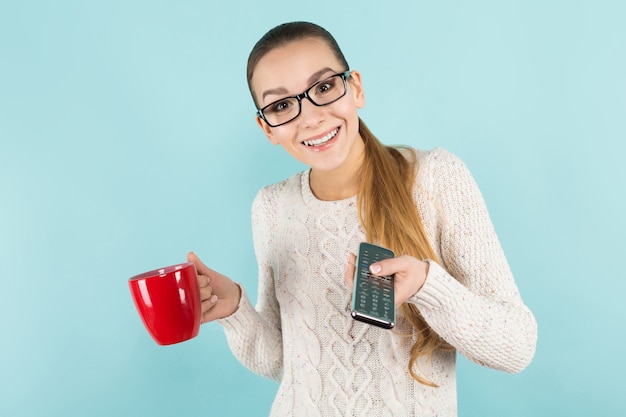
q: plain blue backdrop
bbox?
[1,1,624,416]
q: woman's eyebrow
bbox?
[261,67,336,102]
[306,67,335,86]
[262,86,288,101]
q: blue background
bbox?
[1,1,624,416]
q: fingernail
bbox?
[370,264,381,274]
[210,295,218,303]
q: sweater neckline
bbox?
[300,169,357,210]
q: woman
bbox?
[188,21,537,416]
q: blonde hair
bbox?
[248,21,449,385]
[357,119,450,386]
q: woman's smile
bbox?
[302,127,340,149]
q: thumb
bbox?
[187,251,212,276]
[369,257,398,277]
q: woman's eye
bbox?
[271,100,292,113]
[317,82,333,94]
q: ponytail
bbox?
[357,118,451,386]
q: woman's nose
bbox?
[298,97,325,128]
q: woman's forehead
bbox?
[251,38,343,100]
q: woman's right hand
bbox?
[187,251,242,323]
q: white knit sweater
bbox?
[219,148,537,417]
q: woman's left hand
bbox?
[344,253,429,307]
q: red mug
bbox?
[128,262,201,345]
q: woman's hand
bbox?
[187,251,242,323]
[344,253,429,307]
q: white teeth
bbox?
[303,128,338,147]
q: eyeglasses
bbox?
[257,71,351,127]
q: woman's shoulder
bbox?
[402,147,467,179]
[411,147,463,166]
[408,147,476,195]
[253,171,306,208]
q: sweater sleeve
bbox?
[409,148,538,373]
[217,187,283,381]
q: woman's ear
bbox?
[348,71,365,109]
[256,115,278,145]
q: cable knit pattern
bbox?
[218,148,537,417]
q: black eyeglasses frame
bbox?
[256,70,351,128]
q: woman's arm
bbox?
[217,188,284,381]
[412,148,537,373]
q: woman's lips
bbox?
[302,127,339,147]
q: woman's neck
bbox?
[309,154,364,201]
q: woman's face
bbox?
[250,37,365,175]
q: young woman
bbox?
[187,21,537,417]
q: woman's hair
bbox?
[247,21,449,386]
[356,121,451,386]
[247,22,349,109]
